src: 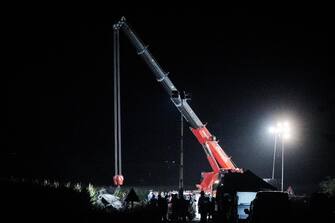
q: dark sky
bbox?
[4,7,334,193]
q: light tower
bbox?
[269,121,292,191]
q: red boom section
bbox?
[191,126,239,171]
[206,154,220,173]
[196,172,219,192]
[191,126,242,191]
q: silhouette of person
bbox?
[198,191,209,223]
[208,195,215,221]
[171,193,179,222]
[177,190,189,222]
[158,194,168,222]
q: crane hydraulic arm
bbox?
[113,17,242,191]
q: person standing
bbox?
[198,191,209,223]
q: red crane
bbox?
[113,17,242,191]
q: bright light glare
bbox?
[214,180,220,184]
[283,133,290,140]
[269,120,294,140]
[269,127,275,133]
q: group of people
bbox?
[146,188,236,223]
[147,189,196,222]
[197,191,216,222]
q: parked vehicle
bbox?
[248,191,289,223]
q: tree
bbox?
[125,188,140,208]
[320,177,335,197]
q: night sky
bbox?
[4,7,334,193]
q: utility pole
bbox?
[179,111,184,190]
[179,91,191,191]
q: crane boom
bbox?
[114,17,241,191]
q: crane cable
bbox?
[113,27,121,176]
